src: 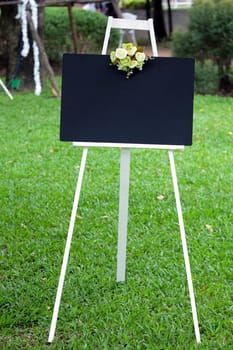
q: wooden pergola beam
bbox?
[0,0,22,5]
[0,0,104,6]
[0,0,124,19]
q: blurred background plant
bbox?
[172,0,233,95]
[0,0,232,95]
[44,7,120,66]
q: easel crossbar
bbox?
[73,142,184,150]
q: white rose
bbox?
[127,46,137,57]
[129,60,137,68]
[115,48,128,60]
[135,52,146,62]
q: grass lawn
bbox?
[0,86,232,349]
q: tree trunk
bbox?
[0,3,45,91]
[153,0,167,41]
[146,0,151,19]
[19,6,45,91]
[68,4,79,53]
[27,10,60,97]
[0,5,20,85]
[167,0,173,37]
[110,0,123,18]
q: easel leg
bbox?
[168,150,201,343]
[48,147,88,343]
[117,148,131,282]
[0,79,13,100]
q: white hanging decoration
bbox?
[33,41,41,96]
[30,0,42,96]
[15,4,22,20]
[20,0,30,57]
[19,0,42,96]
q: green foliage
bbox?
[44,8,120,64]
[44,8,71,63]
[171,32,219,94]
[172,0,233,93]
[0,88,233,348]
[120,0,147,9]
[171,30,193,57]
[194,60,219,94]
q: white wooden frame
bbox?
[48,17,200,344]
[102,17,158,57]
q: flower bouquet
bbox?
[110,43,149,78]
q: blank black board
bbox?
[60,54,194,146]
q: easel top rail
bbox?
[109,18,154,31]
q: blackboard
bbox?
[60,54,194,146]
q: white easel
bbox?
[0,78,13,100]
[48,17,200,344]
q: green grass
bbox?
[0,86,233,349]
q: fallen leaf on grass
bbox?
[100,215,109,219]
[157,194,165,201]
[205,224,213,232]
[200,285,208,291]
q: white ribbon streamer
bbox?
[21,0,30,57]
[19,0,42,96]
